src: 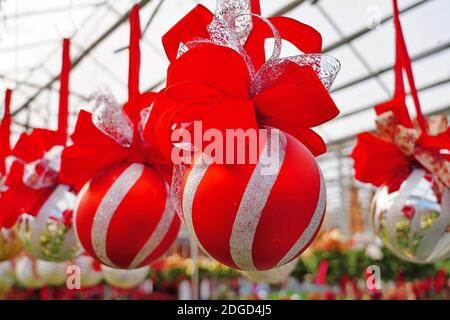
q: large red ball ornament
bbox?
[75,162,180,269]
[181,129,326,271]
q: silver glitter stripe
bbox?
[128,184,176,269]
[417,187,450,261]
[182,157,211,255]
[229,129,287,271]
[91,163,144,268]
[31,184,70,259]
[275,169,327,268]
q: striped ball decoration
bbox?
[74,162,180,269]
[181,129,326,271]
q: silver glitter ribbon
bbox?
[228,129,286,271]
[91,87,134,148]
[179,0,340,97]
[89,163,145,268]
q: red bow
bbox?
[352,0,450,189]
[60,5,171,191]
[0,129,64,228]
[0,39,71,228]
[144,3,339,160]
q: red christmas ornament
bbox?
[181,129,326,271]
[147,1,339,271]
[61,5,180,269]
[75,162,179,269]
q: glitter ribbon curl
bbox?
[144,0,341,160]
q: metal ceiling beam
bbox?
[0,40,58,53]
[323,0,431,53]
[316,2,390,95]
[0,75,89,101]
[270,0,308,17]
[329,40,450,94]
[12,0,154,117]
[142,0,310,92]
[336,77,450,121]
[114,0,165,54]
[2,1,107,20]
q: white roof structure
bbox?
[1,0,449,233]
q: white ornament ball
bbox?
[15,256,44,288]
[36,260,67,286]
[0,260,16,290]
[71,255,103,288]
[102,265,149,289]
[371,169,450,263]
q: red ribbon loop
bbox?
[153,4,339,158]
[58,39,71,142]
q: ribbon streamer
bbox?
[352,0,450,190]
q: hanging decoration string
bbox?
[1,89,12,153]
[392,0,427,134]
[58,38,71,143]
[128,5,141,116]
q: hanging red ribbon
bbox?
[352,0,450,189]
[58,39,71,142]
[60,4,169,192]
[0,40,73,228]
[0,89,12,175]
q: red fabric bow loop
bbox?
[352,132,411,187]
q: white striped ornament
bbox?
[74,163,180,269]
[181,129,326,271]
[17,184,83,262]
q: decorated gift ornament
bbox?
[60,5,180,269]
[0,39,83,262]
[72,254,103,288]
[352,0,450,263]
[371,169,450,263]
[102,265,149,289]
[241,258,297,285]
[147,0,340,271]
[0,227,23,262]
[17,187,82,262]
[15,255,44,289]
[36,260,68,286]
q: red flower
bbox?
[402,205,416,219]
